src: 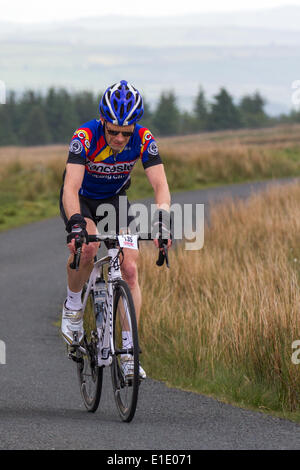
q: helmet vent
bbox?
[106,109,113,120]
[113,99,118,112]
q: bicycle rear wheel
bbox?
[111,280,140,422]
[77,289,103,412]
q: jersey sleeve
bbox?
[67,127,93,165]
[138,128,162,169]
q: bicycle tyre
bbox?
[77,288,103,412]
[111,280,140,422]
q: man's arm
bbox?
[145,164,171,211]
[62,163,85,220]
[145,164,172,248]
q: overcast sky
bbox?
[1,0,300,22]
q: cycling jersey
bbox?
[67,119,162,199]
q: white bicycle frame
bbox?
[81,247,126,367]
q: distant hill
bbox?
[1,5,299,115]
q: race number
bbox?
[118,234,138,250]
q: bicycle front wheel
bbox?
[111,280,140,422]
[77,288,103,412]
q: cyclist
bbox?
[60,80,172,380]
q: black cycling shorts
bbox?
[59,186,136,235]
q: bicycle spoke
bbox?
[77,289,103,412]
[111,280,140,422]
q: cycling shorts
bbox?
[59,186,135,235]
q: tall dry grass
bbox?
[138,182,300,414]
[130,124,300,192]
[0,145,67,168]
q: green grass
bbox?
[163,371,300,423]
[142,348,300,423]
[0,199,59,231]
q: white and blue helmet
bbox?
[99,80,144,126]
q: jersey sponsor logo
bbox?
[86,160,136,175]
[138,127,156,157]
[138,127,153,143]
[148,141,159,156]
[73,128,92,154]
[140,129,153,145]
[76,130,86,139]
[143,131,153,142]
[69,139,83,154]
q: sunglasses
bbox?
[105,121,134,137]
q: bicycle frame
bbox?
[81,247,123,367]
[71,232,168,366]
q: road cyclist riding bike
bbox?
[60,80,172,384]
[67,230,169,421]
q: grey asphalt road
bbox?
[0,178,300,450]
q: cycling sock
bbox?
[122,331,133,350]
[66,287,83,310]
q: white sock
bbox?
[66,287,83,311]
[122,331,133,350]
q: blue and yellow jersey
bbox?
[67,119,162,199]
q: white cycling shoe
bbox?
[61,300,84,345]
[120,355,146,381]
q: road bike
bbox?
[67,232,169,422]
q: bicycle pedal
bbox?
[67,341,81,362]
[68,351,83,364]
[68,351,77,361]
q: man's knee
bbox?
[121,261,138,287]
[80,242,100,266]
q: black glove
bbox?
[152,209,172,241]
[66,213,89,244]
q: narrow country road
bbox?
[0,178,299,450]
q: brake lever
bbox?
[156,241,170,268]
[69,236,83,271]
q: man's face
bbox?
[101,118,135,153]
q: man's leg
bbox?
[62,218,99,345]
[120,248,141,323]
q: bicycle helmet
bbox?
[99,80,144,126]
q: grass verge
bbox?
[138,182,300,422]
